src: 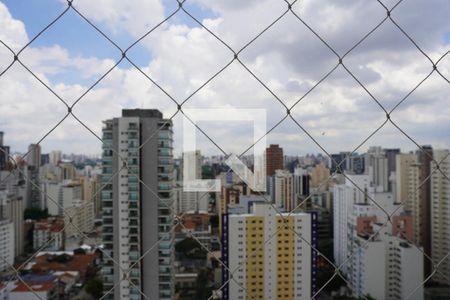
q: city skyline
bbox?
[1,0,450,299]
[0,120,449,299]
[1,127,443,161]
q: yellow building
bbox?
[224,203,315,299]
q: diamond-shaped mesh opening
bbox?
[17,10,122,108]
[291,0,387,56]
[125,13,233,102]
[237,11,338,108]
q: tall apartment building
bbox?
[33,218,64,251]
[350,231,423,300]
[293,167,310,199]
[266,144,283,176]
[347,200,423,299]
[81,174,102,218]
[333,174,371,271]
[102,109,174,300]
[329,152,350,174]
[43,180,83,216]
[334,153,424,299]
[417,145,433,277]
[365,146,389,192]
[222,203,317,299]
[49,150,62,166]
[395,154,422,244]
[0,190,23,257]
[0,219,14,272]
[310,162,330,191]
[385,148,401,177]
[430,149,450,285]
[173,150,209,213]
[64,200,94,238]
[173,184,209,214]
[217,182,250,234]
[274,170,294,212]
[27,144,41,169]
[0,132,10,170]
[348,153,365,174]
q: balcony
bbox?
[158,183,171,191]
[102,141,113,149]
[129,192,139,201]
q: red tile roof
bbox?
[12,281,55,292]
[32,253,97,274]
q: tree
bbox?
[196,269,212,299]
[73,248,87,255]
[48,254,72,263]
[24,207,48,220]
[175,237,207,259]
[85,278,103,299]
[210,215,219,228]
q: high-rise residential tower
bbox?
[310,162,330,191]
[365,146,389,192]
[102,109,174,300]
[274,169,294,212]
[431,149,450,285]
[0,132,10,171]
[266,144,283,176]
[417,145,433,277]
[26,144,42,208]
[49,150,62,166]
[27,144,41,169]
[395,153,421,243]
[385,148,400,178]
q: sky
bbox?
[0,0,449,158]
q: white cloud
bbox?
[0,0,449,156]
[68,0,165,40]
[0,2,28,50]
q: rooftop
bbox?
[31,253,98,274]
[12,281,55,293]
[122,109,163,118]
[34,218,64,233]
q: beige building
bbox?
[395,153,422,244]
[310,162,330,191]
[80,175,102,218]
[274,169,294,212]
[431,149,450,285]
[64,200,95,238]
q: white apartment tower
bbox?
[351,231,424,300]
[0,220,14,272]
[334,159,424,299]
[102,109,174,300]
[274,170,294,212]
[173,150,209,213]
[0,190,23,257]
[333,174,371,272]
[366,146,389,192]
[430,149,450,285]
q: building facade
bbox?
[274,170,294,212]
[102,109,174,300]
[0,220,14,272]
[430,149,450,285]
[222,203,317,299]
[266,144,283,177]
